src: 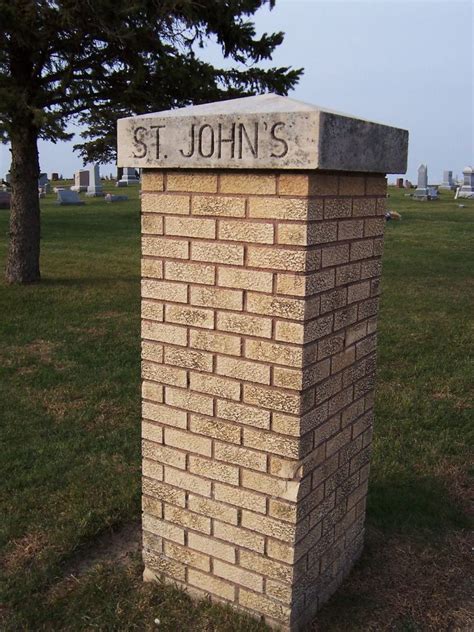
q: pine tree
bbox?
[0,0,301,283]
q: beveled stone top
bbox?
[117,94,408,173]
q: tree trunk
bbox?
[6,124,41,284]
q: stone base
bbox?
[85,189,105,197]
[70,185,87,193]
[458,189,474,199]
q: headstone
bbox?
[413,164,429,199]
[116,166,140,186]
[4,172,11,184]
[404,179,413,188]
[0,191,11,209]
[105,193,129,202]
[457,166,474,199]
[57,189,85,205]
[71,169,89,192]
[50,172,59,181]
[86,164,104,196]
[38,173,49,187]
[117,93,409,631]
[427,186,439,200]
[440,170,455,190]
[396,177,404,188]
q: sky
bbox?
[1,0,472,183]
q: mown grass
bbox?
[0,183,472,631]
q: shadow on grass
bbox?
[367,472,470,532]
[39,275,138,288]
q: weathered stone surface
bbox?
[117,94,408,173]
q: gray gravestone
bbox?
[457,166,474,199]
[38,173,49,187]
[105,193,129,202]
[413,164,429,199]
[440,170,455,190]
[116,167,140,186]
[86,164,104,196]
[57,189,85,205]
[71,169,89,192]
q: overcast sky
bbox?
[1,0,472,183]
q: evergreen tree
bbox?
[0,0,301,283]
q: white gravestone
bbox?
[457,166,474,199]
[57,189,85,205]
[86,164,104,197]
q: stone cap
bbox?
[117,93,408,173]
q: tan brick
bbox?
[246,292,306,320]
[321,244,350,268]
[142,279,188,303]
[165,216,215,239]
[188,568,235,601]
[338,219,364,240]
[266,538,294,564]
[190,371,240,401]
[239,588,291,621]
[142,236,189,259]
[141,259,163,279]
[217,311,272,338]
[164,540,210,572]
[188,494,238,525]
[142,305,164,328]
[142,513,184,544]
[347,281,371,304]
[324,198,352,219]
[164,504,211,534]
[214,560,263,592]
[275,273,306,297]
[266,578,292,604]
[164,347,213,372]
[165,386,213,416]
[142,402,187,428]
[274,321,305,344]
[189,414,241,444]
[214,482,266,513]
[218,267,273,293]
[247,245,316,272]
[352,198,377,217]
[142,380,163,402]
[215,442,267,471]
[165,427,212,457]
[165,304,214,329]
[192,195,245,217]
[188,532,235,563]
[366,176,387,195]
[241,470,299,502]
[143,440,186,469]
[142,361,187,388]
[339,175,366,196]
[165,260,215,285]
[269,455,304,479]
[271,412,300,437]
[142,172,164,192]
[277,223,307,246]
[189,329,241,356]
[350,239,374,261]
[167,172,217,193]
[243,383,302,414]
[243,428,299,459]
[269,498,297,523]
[272,366,302,390]
[142,421,163,443]
[278,173,338,197]
[142,320,187,346]
[190,285,243,311]
[141,214,164,234]
[189,455,239,485]
[364,217,385,237]
[216,356,270,385]
[142,477,186,507]
[245,339,303,368]
[191,241,244,266]
[240,550,292,584]
[216,400,270,429]
[249,197,322,220]
[164,466,212,497]
[242,510,296,542]
[219,219,274,244]
[144,549,186,582]
[142,458,163,481]
[214,521,264,553]
[220,173,276,195]
[142,193,190,215]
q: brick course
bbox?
[140,169,387,630]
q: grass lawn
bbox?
[0,183,472,631]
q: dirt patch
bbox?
[40,385,86,422]
[23,339,58,363]
[1,531,49,574]
[312,527,474,631]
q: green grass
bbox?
[0,184,472,631]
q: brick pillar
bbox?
[117,94,408,631]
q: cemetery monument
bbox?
[117,93,408,631]
[457,166,474,199]
[86,164,104,197]
[440,170,455,190]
